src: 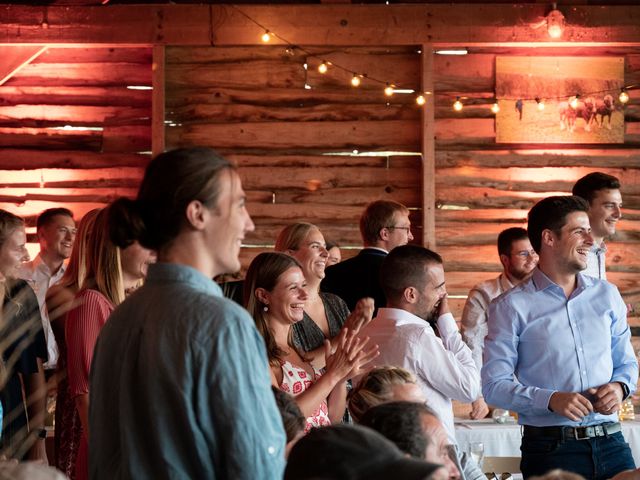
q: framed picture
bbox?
[495,56,624,144]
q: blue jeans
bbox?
[520,431,635,480]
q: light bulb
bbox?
[536,97,545,111]
[318,62,328,74]
[351,75,361,87]
[619,89,630,104]
[453,98,463,111]
[570,96,579,109]
[546,9,565,39]
[416,95,426,106]
[261,31,271,43]
[384,85,394,97]
[491,102,500,114]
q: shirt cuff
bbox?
[534,388,556,413]
[436,312,458,337]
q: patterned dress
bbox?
[279,360,330,433]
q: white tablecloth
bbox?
[455,419,640,465]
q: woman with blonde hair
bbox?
[46,208,99,479]
[65,204,154,480]
[275,223,371,356]
[0,209,48,462]
[244,252,378,433]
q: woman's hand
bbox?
[324,328,379,383]
[343,297,374,334]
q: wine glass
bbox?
[469,441,485,469]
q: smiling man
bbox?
[19,208,76,370]
[482,196,637,479]
[572,172,622,280]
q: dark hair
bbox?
[572,172,621,204]
[380,245,442,304]
[108,198,146,249]
[36,208,73,232]
[111,147,235,251]
[243,252,303,367]
[326,240,340,250]
[0,210,24,248]
[497,227,529,256]
[527,196,589,254]
[360,401,438,460]
[272,386,305,443]
[360,200,409,246]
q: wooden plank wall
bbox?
[0,46,152,249]
[433,47,640,323]
[166,44,640,326]
[165,45,424,271]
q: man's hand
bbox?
[588,383,624,415]
[470,397,490,420]
[437,294,450,317]
[548,392,593,421]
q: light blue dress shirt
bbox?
[482,267,638,427]
[89,263,286,480]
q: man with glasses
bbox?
[460,227,538,419]
[572,172,622,280]
[322,200,413,314]
[483,196,637,479]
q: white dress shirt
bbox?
[18,254,64,368]
[460,273,514,371]
[356,307,480,443]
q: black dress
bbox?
[292,292,350,352]
[0,279,48,459]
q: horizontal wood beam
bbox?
[1,5,640,46]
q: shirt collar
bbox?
[145,263,222,297]
[375,307,430,327]
[498,273,515,291]
[591,241,607,254]
[530,267,594,294]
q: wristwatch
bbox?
[617,382,630,400]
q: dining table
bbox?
[455,417,640,466]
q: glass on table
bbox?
[469,441,485,469]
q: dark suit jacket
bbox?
[321,247,387,314]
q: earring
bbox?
[263,305,269,312]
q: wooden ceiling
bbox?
[3,1,640,5]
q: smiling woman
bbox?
[244,252,378,433]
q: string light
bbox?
[416,95,426,106]
[491,102,500,114]
[569,94,580,109]
[453,97,463,111]
[261,30,272,43]
[318,61,328,74]
[384,84,395,97]
[351,75,361,87]
[619,88,630,104]
[546,4,565,39]
[535,97,545,111]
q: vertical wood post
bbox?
[420,44,436,249]
[151,45,165,156]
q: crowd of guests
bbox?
[0,146,637,480]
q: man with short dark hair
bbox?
[572,172,622,279]
[19,207,76,369]
[356,245,479,446]
[483,195,637,479]
[360,402,461,479]
[322,200,413,313]
[461,227,538,418]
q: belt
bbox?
[523,422,621,441]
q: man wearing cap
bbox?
[285,424,448,480]
[483,196,637,478]
[572,172,622,280]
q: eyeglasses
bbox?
[385,226,411,233]
[510,250,538,259]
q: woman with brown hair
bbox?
[244,252,378,432]
[65,205,154,480]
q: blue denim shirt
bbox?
[89,263,286,479]
[482,267,638,427]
